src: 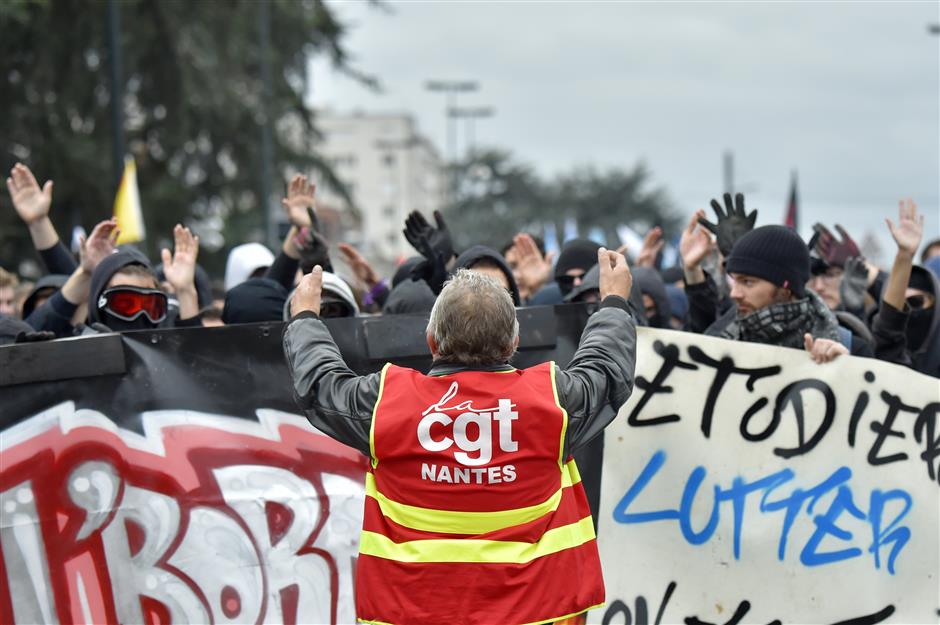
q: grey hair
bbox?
[426,269,519,366]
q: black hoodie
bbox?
[631,267,672,329]
[452,245,521,306]
[872,265,940,378]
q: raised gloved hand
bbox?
[810,223,860,268]
[839,256,868,314]
[697,192,757,257]
[404,210,454,265]
[293,206,333,273]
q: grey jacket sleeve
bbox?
[282,311,380,456]
[555,296,637,457]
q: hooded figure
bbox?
[224,278,288,325]
[631,267,672,329]
[565,264,648,325]
[382,279,437,315]
[21,274,68,319]
[554,239,601,297]
[88,248,167,332]
[452,245,521,306]
[224,243,275,292]
[284,271,359,320]
[665,285,689,330]
[872,265,940,378]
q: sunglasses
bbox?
[906,294,934,311]
[556,273,586,288]
[98,287,168,324]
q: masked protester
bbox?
[87,249,168,332]
[872,200,939,377]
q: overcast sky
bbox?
[309,1,940,263]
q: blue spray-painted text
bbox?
[613,450,912,574]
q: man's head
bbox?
[725,225,810,317]
[0,267,19,318]
[921,238,940,264]
[426,269,519,366]
[453,245,521,305]
[808,257,843,310]
[554,239,601,296]
[88,249,167,331]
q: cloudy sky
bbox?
[309,1,940,263]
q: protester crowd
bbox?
[2,162,938,379]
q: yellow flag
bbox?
[113,156,145,244]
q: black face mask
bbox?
[101,315,161,332]
[906,308,933,351]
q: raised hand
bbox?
[598,247,632,301]
[403,210,454,264]
[810,223,861,268]
[291,266,324,317]
[338,242,379,288]
[839,256,869,314]
[698,192,757,257]
[281,174,317,228]
[80,219,120,275]
[512,233,554,298]
[679,210,715,270]
[636,226,665,268]
[6,163,53,224]
[803,333,848,364]
[161,224,200,293]
[886,198,924,259]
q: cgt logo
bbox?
[417,382,519,467]
[0,404,368,625]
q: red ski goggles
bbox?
[97,287,168,324]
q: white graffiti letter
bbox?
[215,465,332,625]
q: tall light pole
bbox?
[424,80,478,164]
[449,107,495,159]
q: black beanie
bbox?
[555,238,601,279]
[726,225,810,297]
[909,266,935,295]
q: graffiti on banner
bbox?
[593,327,940,625]
[0,403,368,625]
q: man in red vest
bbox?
[283,247,637,625]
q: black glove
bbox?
[403,210,454,265]
[810,223,860,269]
[296,206,333,273]
[409,232,449,295]
[15,330,55,343]
[698,192,758,257]
[839,256,868,315]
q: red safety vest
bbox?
[356,362,605,625]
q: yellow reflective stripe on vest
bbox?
[359,515,595,564]
[548,362,570,468]
[368,363,392,470]
[367,459,583,534]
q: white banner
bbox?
[592,327,940,625]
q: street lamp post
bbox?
[424,80,479,164]
[449,107,495,159]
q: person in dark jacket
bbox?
[631,267,672,329]
[679,211,864,362]
[871,199,939,378]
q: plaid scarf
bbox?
[720,290,841,349]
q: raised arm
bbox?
[555,247,637,455]
[283,266,380,455]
